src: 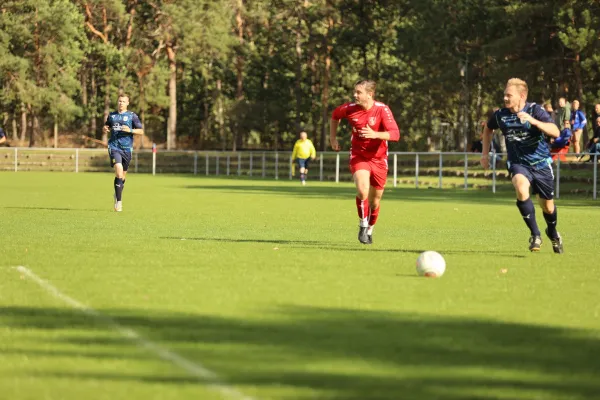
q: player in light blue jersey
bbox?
[481,78,563,253]
[103,94,144,212]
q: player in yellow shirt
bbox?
[291,131,317,185]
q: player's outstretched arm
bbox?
[480,126,494,169]
[330,119,340,151]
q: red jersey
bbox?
[331,101,400,159]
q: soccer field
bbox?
[1,172,599,400]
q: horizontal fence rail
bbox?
[0,148,597,199]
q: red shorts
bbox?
[350,155,388,189]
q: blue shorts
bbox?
[296,158,311,170]
[108,148,132,171]
[508,163,555,200]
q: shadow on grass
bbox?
[4,206,107,212]
[183,182,598,208]
[160,236,526,258]
[1,305,598,399]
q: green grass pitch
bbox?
[1,172,599,400]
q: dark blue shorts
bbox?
[108,148,132,171]
[296,158,311,170]
[508,163,555,200]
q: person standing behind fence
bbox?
[556,97,571,129]
[543,103,557,127]
[330,79,400,245]
[103,94,144,212]
[481,78,563,253]
[291,131,316,186]
[586,116,600,159]
[570,99,587,155]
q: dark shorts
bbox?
[296,158,311,169]
[108,148,132,171]
[509,163,555,200]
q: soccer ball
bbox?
[416,251,446,278]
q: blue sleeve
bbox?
[105,115,111,126]
[486,112,499,130]
[132,113,143,129]
[552,129,572,148]
[532,105,553,123]
[0,128,5,138]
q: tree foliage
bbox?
[0,0,598,149]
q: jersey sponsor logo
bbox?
[369,117,376,126]
[123,116,129,121]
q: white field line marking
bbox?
[13,266,255,400]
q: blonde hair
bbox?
[355,80,376,96]
[506,78,528,95]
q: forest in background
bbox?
[1,0,599,151]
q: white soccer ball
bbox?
[416,251,446,277]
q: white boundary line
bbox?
[12,266,255,400]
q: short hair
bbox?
[506,78,528,95]
[118,93,130,100]
[355,80,376,95]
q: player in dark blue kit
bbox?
[481,78,563,253]
[103,94,144,212]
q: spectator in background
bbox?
[543,103,557,127]
[549,120,572,162]
[585,116,600,159]
[0,127,7,145]
[591,103,600,123]
[291,131,317,186]
[556,97,571,129]
[570,99,587,155]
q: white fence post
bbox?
[492,153,497,193]
[438,153,443,188]
[594,154,598,200]
[135,152,138,173]
[152,151,156,175]
[393,153,397,187]
[555,158,560,199]
[216,155,220,175]
[319,154,323,182]
[205,153,209,176]
[75,149,79,173]
[415,153,419,189]
[463,152,468,189]
[275,152,279,180]
[193,152,198,175]
[14,148,17,172]
[335,153,340,183]
[238,153,242,176]
[249,152,253,176]
[226,155,230,176]
[262,152,266,178]
[289,155,293,180]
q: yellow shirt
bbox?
[292,139,316,160]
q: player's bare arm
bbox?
[480,125,494,169]
[359,124,391,140]
[120,126,144,135]
[330,119,340,151]
[517,112,559,138]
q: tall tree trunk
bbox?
[234,0,245,151]
[166,45,177,149]
[216,79,225,151]
[29,110,38,147]
[53,116,58,148]
[320,15,333,152]
[20,104,27,144]
[294,17,303,133]
[81,66,88,107]
[12,114,18,141]
[90,65,97,136]
[102,63,110,143]
[139,76,146,148]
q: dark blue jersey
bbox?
[0,127,5,139]
[487,102,553,169]
[105,111,142,151]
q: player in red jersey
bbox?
[330,80,400,244]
